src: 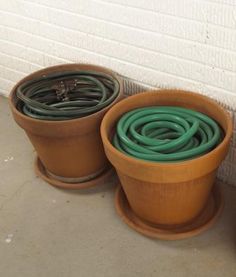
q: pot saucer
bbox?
[35,156,114,190]
[115,184,224,240]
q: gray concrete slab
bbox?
[1,96,236,277]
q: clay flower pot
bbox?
[101,90,232,227]
[9,64,123,189]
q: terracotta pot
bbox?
[101,90,233,226]
[9,64,123,181]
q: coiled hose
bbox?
[16,70,120,120]
[113,106,223,162]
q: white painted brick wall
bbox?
[1,0,236,185]
[1,0,236,102]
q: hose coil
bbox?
[16,70,120,120]
[113,106,223,162]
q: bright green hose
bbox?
[113,106,223,162]
[16,70,120,120]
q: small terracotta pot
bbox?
[101,90,233,226]
[9,64,123,181]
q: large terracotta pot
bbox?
[101,90,232,226]
[9,64,123,183]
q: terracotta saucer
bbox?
[115,184,224,240]
[35,156,114,190]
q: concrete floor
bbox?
[1,96,236,277]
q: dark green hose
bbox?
[113,106,223,162]
[16,70,120,120]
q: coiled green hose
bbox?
[113,106,223,162]
[16,70,120,120]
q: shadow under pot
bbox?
[9,64,123,189]
[101,90,232,239]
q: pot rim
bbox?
[101,90,233,169]
[9,63,123,125]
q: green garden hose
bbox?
[16,70,120,120]
[113,106,223,162]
